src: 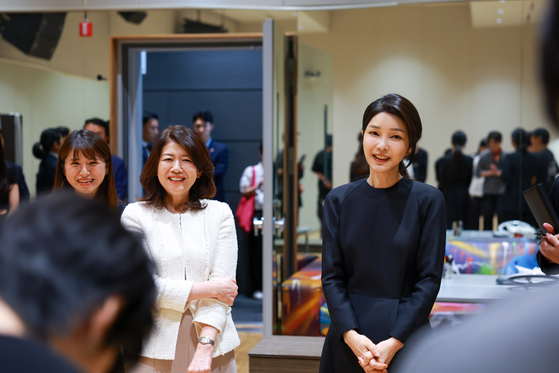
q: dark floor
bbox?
[231,294,263,323]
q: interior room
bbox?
[1,1,558,373]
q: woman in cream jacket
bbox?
[121,125,239,373]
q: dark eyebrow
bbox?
[370,125,405,133]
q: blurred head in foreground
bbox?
[0,192,155,373]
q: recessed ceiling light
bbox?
[496,18,503,24]
[498,9,504,14]
[500,0,505,3]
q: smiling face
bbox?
[362,112,410,178]
[157,140,201,204]
[64,149,108,198]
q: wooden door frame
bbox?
[109,33,263,154]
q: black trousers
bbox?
[481,194,503,230]
[245,210,263,294]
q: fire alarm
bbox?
[80,21,92,37]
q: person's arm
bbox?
[212,146,229,183]
[386,189,446,345]
[500,154,513,184]
[113,158,128,201]
[321,192,387,371]
[191,203,238,354]
[7,184,19,216]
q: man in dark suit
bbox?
[193,111,229,203]
[84,118,128,201]
[142,113,159,168]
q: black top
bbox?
[0,335,81,373]
[435,152,474,229]
[312,149,332,199]
[535,149,558,193]
[36,154,58,196]
[320,177,446,373]
[0,166,17,211]
[500,150,540,215]
[6,161,30,202]
[412,148,428,183]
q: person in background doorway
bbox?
[142,112,160,168]
[193,111,229,203]
[240,144,264,300]
[84,118,129,201]
[500,128,540,225]
[469,138,488,230]
[33,128,62,196]
[529,127,558,193]
[0,192,155,373]
[0,130,29,203]
[350,132,369,182]
[476,131,506,230]
[412,147,428,183]
[312,134,333,233]
[435,131,474,229]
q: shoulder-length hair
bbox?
[54,130,118,210]
[362,93,423,179]
[140,125,215,212]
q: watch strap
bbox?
[198,336,215,347]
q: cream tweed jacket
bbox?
[121,200,240,360]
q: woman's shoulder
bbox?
[402,178,445,204]
[200,199,233,215]
[122,201,157,217]
[326,178,367,204]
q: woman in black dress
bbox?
[320,94,446,373]
[435,131,474,229]
[33,128,62,196]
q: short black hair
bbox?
[192,111,213,124]
[84,118,110,138]
[0,192,155,361]
[56,127,70,137]
[143,112,159,126]
[532,128,550,145]
[487,131,502,143]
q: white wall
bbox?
[0,60,109,197]
[326,4,557,188]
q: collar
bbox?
[49,152,58,159]
[206,137,213,148]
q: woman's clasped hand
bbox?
[344,330,403,372]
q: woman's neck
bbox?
[367,169,402,189]
[165,194,189,213]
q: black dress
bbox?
[320,178,446,373]
[435,152,474,229]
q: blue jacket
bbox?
[207,139,228,203]
[112,155,128,201]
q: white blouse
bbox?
[121,200,240,360]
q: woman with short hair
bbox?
[122,125,239,373]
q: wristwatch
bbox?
[198,336,215,347]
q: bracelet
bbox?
[198,336,215,347]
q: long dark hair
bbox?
[32,128,61,160]
[140,125,216,212]
[54,130,118,210]
[362,93,422,178]
[0,131,9,199]
[451,131,467,167]
[511,128,529,152]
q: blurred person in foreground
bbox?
[0,192,155,373]
[393,3,559,372]
[121,125,239,373]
